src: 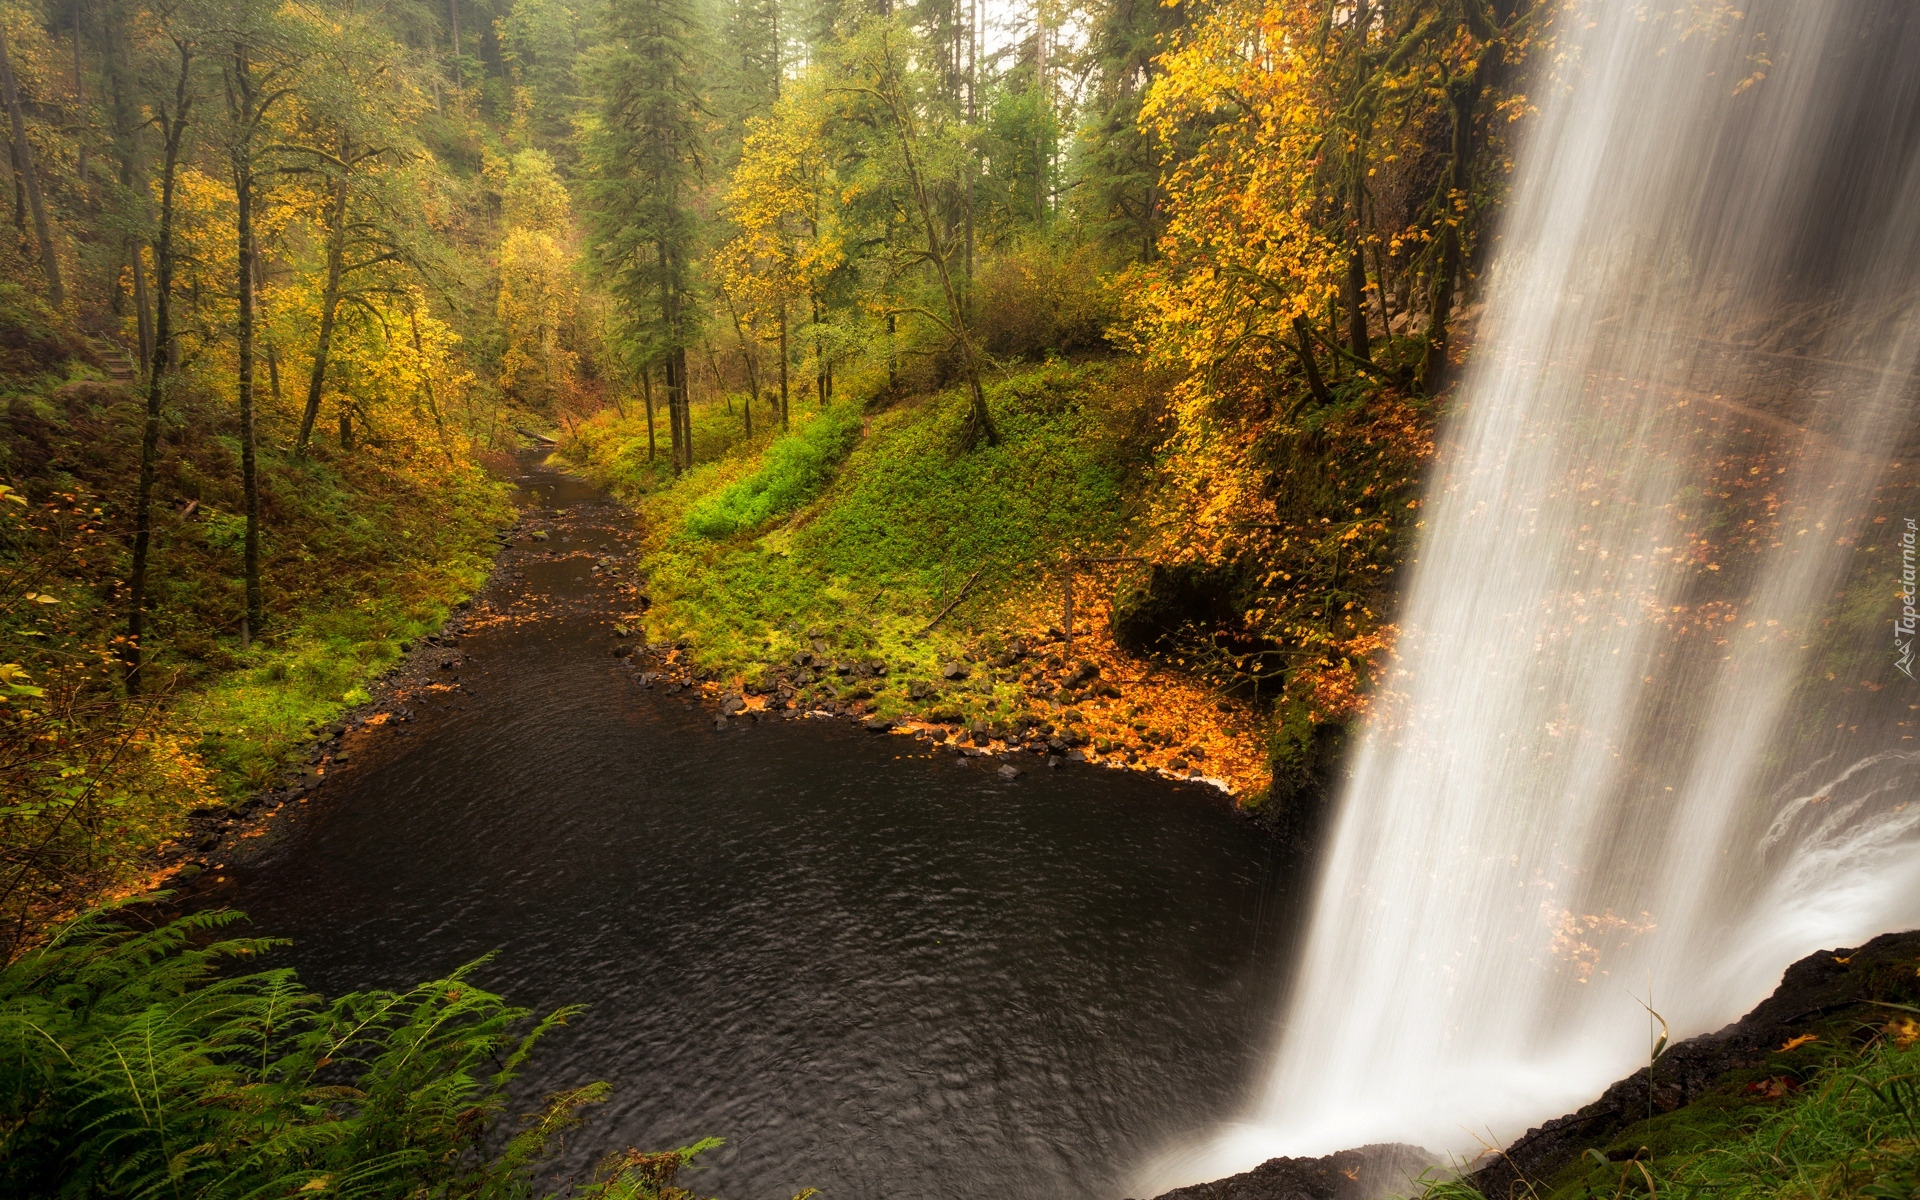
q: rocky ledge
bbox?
[1151,929,1920,1200]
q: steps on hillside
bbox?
[85,336,139,386]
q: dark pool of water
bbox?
[212,453,1298,1200]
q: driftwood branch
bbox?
[921,567,984,633]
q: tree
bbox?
[582,0,706,473]
[0,18,62,306]
[222,13,298,641]
[496,151,579,414]
[834,17,997,446]
[124,16,196,693]
[713,75,842,435]
[282,6,423,456]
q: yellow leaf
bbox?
[1778,1034,1819,1052]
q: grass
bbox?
[561,359,1151,723]
[1421,1017,1920,1200]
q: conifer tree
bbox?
[583,0,705,472]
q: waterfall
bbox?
[1145,1,1920,1188]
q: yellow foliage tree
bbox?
[713,73,844,431]
[496,151,579,414]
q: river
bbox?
[208,451,1298,1200]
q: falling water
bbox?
[1147,1,1920,1188]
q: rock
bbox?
[333,751,350,763]
[530,529,550,541]
[794,668,816,685]
[1060,661,1100,690]
[908,679,936,700]
[850,661,874,679]
[1047,756,1063,769]
[1169,758,1189,771]
[1137,1143,1435,1200]
[1065,750,1087,762]
[719,694,747,715]
[835,661,854,676]
[996,764,1023,781]
[792,650,814,667]
[868,660,889,676]
[942,660,971,680]
[1048,737,1067,753]
[862,715,895,732]
[1470,928,1920,1200]
[712,718,728,731]
[612,644,635,658]
[613,624,631,637]
[174,863,204,881]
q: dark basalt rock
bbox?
[1140,1143,1436,1200]
[1155,931,1920,1200]
[1471,927,1920,1200]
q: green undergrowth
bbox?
[0,902,728,1200]
[1425,1021,1920,1200]
[3,372,512,800]
[563,359,1154,723]
[2,339,513,933]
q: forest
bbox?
[0,0,1545,943]
[22,1,1915,1199]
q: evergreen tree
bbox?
[1077,0,1186,261]
[583,0,706,472]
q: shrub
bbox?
[683,403,863,539]
[972,242,1116,361]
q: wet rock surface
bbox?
[1470,927,1920,1200]
[1142,1143,1436,1200]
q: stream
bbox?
[208,451,1298,1200]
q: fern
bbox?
[0,900,732,1200]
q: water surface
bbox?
[215,454,1296,1200]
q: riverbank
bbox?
[0,352,513,942]
[559,353,1440,813]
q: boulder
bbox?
[1061,661,1101,690]
[862,715,895,732]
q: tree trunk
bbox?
[296,163,352,454]
[231,47,263,636]
[130,237,153,374]
[1422,68,1483,395]
[72,3,86,186]
[449,0,461,90]
[888,76,996,445]
[125,51,191,693]
[811,295,826,406]
[664,353,682,474]
[672,345,691,470]
[1346,248,1371,361]
[408,305,455,463]
[777,304,789,430]
[641,366,656,461]
[1291,314,1332,410]
[0,23,63,307]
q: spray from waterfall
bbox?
[1144,1,1920,1187]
